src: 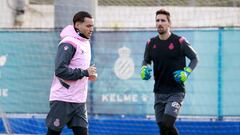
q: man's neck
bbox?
[78,32,88,39]
[159,31,171,40]
[74,28,89,39]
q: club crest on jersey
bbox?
[64,46,69,51]
[168,43,174,50]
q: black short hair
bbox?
[73,11,92,25]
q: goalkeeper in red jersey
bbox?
[141,9,198,135]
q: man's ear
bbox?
[169,21,172,27]
[74,21,81,29]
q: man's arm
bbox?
[142,41,152,66]
[54,43,89,80]
[173,39,198,83]
[181,40,198,70]
[141,41,153,80]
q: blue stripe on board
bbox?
[0,118,239,135]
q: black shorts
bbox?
[154,92,185,123]
[46,101,88,131]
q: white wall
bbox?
[0,0,53,28]
[0,1,239,29]
[22,4,54,28]
[0,0,15,28]
[96,6,240,29]
[54,0,97,28]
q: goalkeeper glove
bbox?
[173,67,192,83]
[140,65,152,80]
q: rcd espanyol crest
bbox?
[114,47,135,80]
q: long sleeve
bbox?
[142,41,152,66]
[55,43,89,80]
[181,40,199,70]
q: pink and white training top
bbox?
[49,25,91,103]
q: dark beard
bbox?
[158,30,166,35]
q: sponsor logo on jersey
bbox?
[53,118,60,127]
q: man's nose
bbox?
[90,27,93,32]
[157,22,162,26]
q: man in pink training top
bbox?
[46,11,97,135]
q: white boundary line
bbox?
[1,114,240,121]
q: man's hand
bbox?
[87,64,97,81]
[140,65,152,80]
[173,67,192,83]
[87,64,96,76]
[89,73,98,81]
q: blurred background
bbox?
[0,0,240,134]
